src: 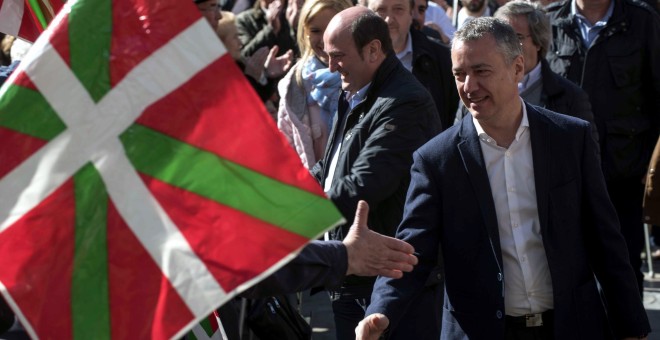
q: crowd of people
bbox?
[210,0,659,338]
[1,0,659,338]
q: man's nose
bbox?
[328,58,338,72]
[463,75,478,93]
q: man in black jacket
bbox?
[369,0,459,130]
[546,0,660,294]
[312,6,442,339]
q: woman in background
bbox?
[277,0,352,169]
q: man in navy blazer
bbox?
[357,17,650,340]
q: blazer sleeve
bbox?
[365,150,443,330]
[241,240,348,298]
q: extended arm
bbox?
[242,201,417,298]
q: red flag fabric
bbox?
[0,0,64,42]
[0,0,344,338]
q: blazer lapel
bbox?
[456,116,503,262]
[527,104,550,237]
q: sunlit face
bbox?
[220,24,242,60]
[305,8,338,64]
[451,34,524,124]
[197,0,221,30]
[503,14,539,74]
[369,0,413,52]
[324,25,373,94]
[412,0,428,28]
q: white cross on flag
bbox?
[0,0,343,338]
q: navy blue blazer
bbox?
[366,103,650,339]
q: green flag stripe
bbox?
[120,124,341,239]
[26,0,48,29]
[68,0,112,102]
[72,164,111,340]
[0,85,66,140]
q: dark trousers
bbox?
[607,178,645,295]
[330,285,372,340]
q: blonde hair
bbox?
[216,11,236,41]
[294,0,353,86]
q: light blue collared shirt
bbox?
[571,0,614,48]
[395,33,414,72]
[347,83,371,111]
[518,62,542,94]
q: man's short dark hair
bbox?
[350,11,394,57]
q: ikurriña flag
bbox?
[0,0,344,338]
[0,0,65,42]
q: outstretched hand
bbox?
[264,45,293,78]
[243,46,269,81]
[343,200,418,278]
[356,313,390,340]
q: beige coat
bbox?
[644,137,660,225]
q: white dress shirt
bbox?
[472,100,554,316]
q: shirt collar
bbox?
[396,33,413,59]
[571,0,614,25]
[518,62,542,93]
[472,97,529,146]
[395,33,414,72]
[347,82,371,110]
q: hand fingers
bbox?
[378,234,415,255]
[353,200,370,229]
[253,46,269,60]
[356,314,389,340]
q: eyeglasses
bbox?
[516,33,532,42]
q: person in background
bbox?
[277,0,353,169]
[414,0,456,43]
[217,11,293,108]
[456,0,490,27]
[644,138,660,241]
[368,0,458,130]
[546,0,660,295]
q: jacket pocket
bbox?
[604,116,653,178]
[607,49,641,88]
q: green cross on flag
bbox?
[0,0,343,338]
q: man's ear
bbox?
[513,54,525,82]
[366,39,382,62]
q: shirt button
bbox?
[496,310,503,319]
[512,222,519,228]
[505,151,511,157]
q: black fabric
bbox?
[546,0,660,181]
[0,296,13,335]
[245,296,311,340]
[410,28,458,131]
